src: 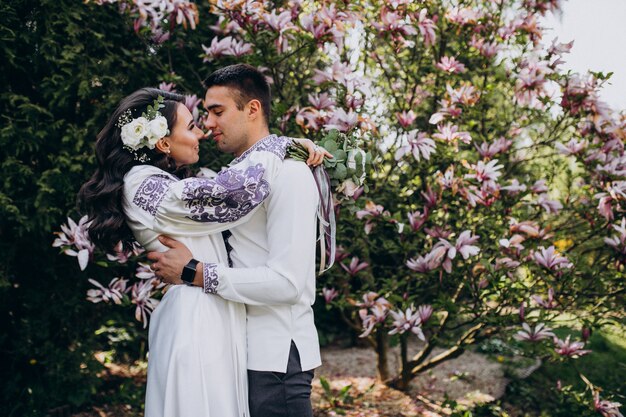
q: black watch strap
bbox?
[181,258,200,284]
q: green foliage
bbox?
[0,0,216,414]
[505,328,626,416]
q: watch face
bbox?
[182,259,199,283]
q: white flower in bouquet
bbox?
[347,148,366,182]
[338,179,360,197]
[121,116,149,150]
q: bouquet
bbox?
[288,129,372,202]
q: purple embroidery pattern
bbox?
[133,174,176,216]
[230,134,292,165]
[203,263,219,294]
[182,164,270,223]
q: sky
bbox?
[541,0,626,111]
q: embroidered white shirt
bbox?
[212,156,322,372]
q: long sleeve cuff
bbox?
[203,262,219,294]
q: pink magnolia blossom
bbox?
[406,254,438,273]
[421,186,438,208]
[308,92,335,110]
[295,107,323,132]
[425,226,452,239]
[135,262,157,280]
[183,94,202,120]
[417,304,433,324]
[416,9,437,46]
[331,246,350,263]
[356,201,388,234]
[201,36,253,60]
[499,234,526,251]
[158,82,176,92]
[453,230,481,259]
[509,219,545,238]
[533,246,572,270]
[262,9,294,32]
[372,8,418,37]
[429,99,461,125]
[356,201,386,220]
[476,137,513,158]
[324,108,358,132]
[553,335,591,358]
[208,15,241,35]
[530,179,549,194]
[514,322,555,342]
[388,307,425,340]
[432,123,472,145]
[514,58,551,107]
[436,165,460,192]
[53,215,95,271]
[341,256,369,276]
[357,292,391,309]
[436,56,467,73]
[394,130,436,162]
[536,194,563,214]
[501,179,527,195]
[322,287,339,303]
[446,7,483,25]
[460,185,488,207]
[407,209,429,232]
[95,0,199,34]
[396,110,417,128]
[359,304,388,338]
[470,35,500,58]
[532,287,557,309]
[413,230,480,274]
[446,83,479,106]
[131,279,160,328]
[106,240,144,264]
[495,257,521,270]
[87,277,128,305]
[547,38,574,68]
[464,159,504,189]
[524,0,563,16]
[603,218,626,254]
[594,392,624,417]
[312,61,353,85]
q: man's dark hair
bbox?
[206,64,271,125]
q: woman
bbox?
[79,88,323,416]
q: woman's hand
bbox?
[293,138,333,166]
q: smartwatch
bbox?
[181,258,200,284]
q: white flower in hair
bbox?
[147,116,168,148]
[117,96,170,160]
[121,117,149,150]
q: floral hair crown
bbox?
[115,96,170,162]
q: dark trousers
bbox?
[247,341,314,417]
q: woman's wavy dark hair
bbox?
[78,87,190,251]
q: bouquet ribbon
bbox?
[313,165,336,275]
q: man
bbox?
[148,64,326,417]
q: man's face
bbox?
[203,86,250,156]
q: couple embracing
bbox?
[79,64,333,416]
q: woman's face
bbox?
[166,104,206,166]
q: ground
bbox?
[71,342,517,417]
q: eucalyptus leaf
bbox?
[333,163,348,180]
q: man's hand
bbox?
[147,236,194,285]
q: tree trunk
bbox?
[375,330,390,381]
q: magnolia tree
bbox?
[55,0,624,414]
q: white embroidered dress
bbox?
[121,136,291,417]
